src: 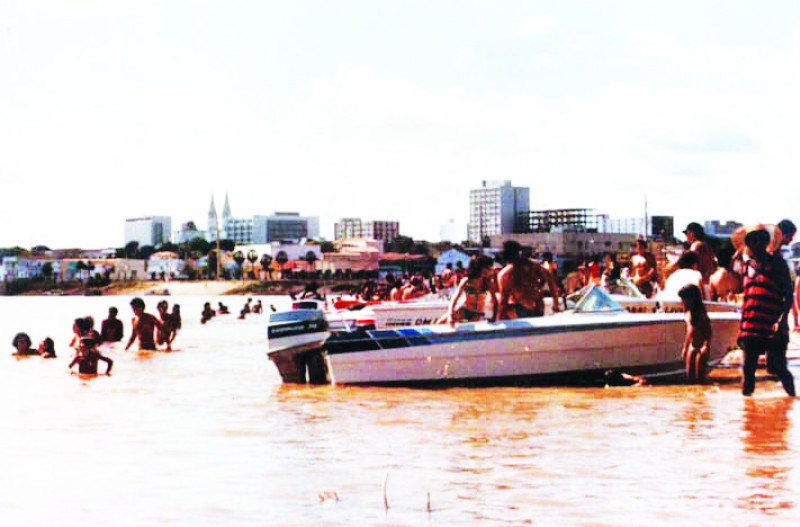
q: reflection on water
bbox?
[738,398,796,515]
[1,296,800,525]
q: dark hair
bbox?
[12,332,31,348]
[541,251,553,262]
[130,297,145,309]
[677,251,699,269]
[75,317,93,335]
[744,229,770,249]
[502,240,522,262]
[678,283,706,316]
[778,219,797,238]
[466,255,493,280]
[109,306,118,316]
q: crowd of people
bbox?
[11,297,187,375]
[346,219,798,394]
[11,219,798,394]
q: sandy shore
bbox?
[109,280,245,296]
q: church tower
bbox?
[222,192,232,223]
[208,195,218,241]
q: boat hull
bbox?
[324,312,741,386]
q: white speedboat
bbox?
[266,286,741,386]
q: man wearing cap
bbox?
[682,222,717,287]
[767,219,797,378]
[739,226,795,396]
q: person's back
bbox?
[101,307,124,342]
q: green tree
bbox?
[305,250,318,271]
[247,250,258,279]
[125,241,139,259]
[159,242,180,254]
[233,250,246,279]
[41,262,54,282]
[140,245,156,260]
[386,235,414,254]
[219,239,235,252]
[207,250,219,279]
[188,237,211,255]
[320,241,336,253]
[275,251,289,277]
[260,254,273,280]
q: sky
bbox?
[2,1,800,249]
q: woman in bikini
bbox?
[441,255,498,326]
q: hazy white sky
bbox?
[2,1,800,249]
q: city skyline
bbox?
[3,2,800,249]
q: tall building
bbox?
[334,218,399,243]
[334,218,363,240]
[253,213,320,243]
[364,221,399,243]
[124,216,172,247]
[468,180,530,243]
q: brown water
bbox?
[2,296,799,526]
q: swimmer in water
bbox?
[69,337,113,375]
[38,337,57,358]
[11,332,37,356]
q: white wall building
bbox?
[252,213,320,243]
[468,180,529,243]
[124,216,172,247]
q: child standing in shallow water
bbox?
[69,337,113,375]
[678,284,711,383]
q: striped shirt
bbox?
[739,255,790,340]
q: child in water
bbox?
[69,337,113,375]
[678,283,711,383]
[38,337,57,358]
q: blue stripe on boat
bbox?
[325,318,678,355]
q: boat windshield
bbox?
[573,285,626,313]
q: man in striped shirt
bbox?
[739,226,795,396]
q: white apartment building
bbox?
[468,180,530,243]
[334,218,399,243]
[124,216,172,247]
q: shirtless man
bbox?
[682,223,716,285]
[125,297,162,351]
[497,240,560,319]
[630,239,659,298]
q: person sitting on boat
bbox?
[498,240,561,319]
[678,284,711,384]
[440,255,498,326]
[708,243,742,303]
[401,275,430,301]
[11,332,37,356]
[660,251,704,300]
[631,239,659,298]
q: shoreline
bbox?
[6,279,365,297]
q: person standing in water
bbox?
[69,337,113,375]
[678,284,711,384]
[738,227,795,397]
[100,307,124,343]
[125,297,162,351]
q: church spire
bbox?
[223,192,232,221]
[208,195,218,240]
